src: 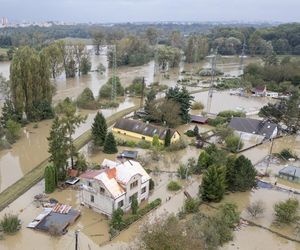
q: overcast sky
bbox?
[0,0,299,23]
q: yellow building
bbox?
[112,118,180,144]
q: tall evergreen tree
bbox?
[200,165,226,202]
[164,129,171,147]
[44,165,55,193]
[166,86,194,123]
[47,117,68,181]
[226,155,257,192]
[91,112,107,147]
[103,132,118,154]
[144,89,156,114]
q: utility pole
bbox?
[239,37,246,73]
[140,77,145,108]
[75,230,79,250]
[265,138,275,175]
[111,45,117,101]
[206,48,218,115]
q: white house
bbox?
[228,117,278,143]
[80,159,151,217]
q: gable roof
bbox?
[80,159,150,199]
[253,85,266,92]
[113,118,178,140]
[228,117,277,139]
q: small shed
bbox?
[278,165,300,183]
[117,150,138,160]
[190,115,208,124]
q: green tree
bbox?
[103,132,118,154]
[75,153,88,172]
[5,119,21,144]
[152,134,160,148]
[200,165,226,202]
[44,41,63,79]
[144,88,156,114]
[110,208,124,230]
[99,76,124,99]
[56,98,86,168]
[10,46,52,121]
[131,196,139,215]
[0,99,21,127]
[44,165,55,193]
[166,86,194,123]
[91,112,107,147]
[157,45,181,70]
[274,199,299,224]
[184,198,199,213]
[197,151,211,173]
[0,214,21,234]
[226,155,257,192]
[80,55,91,75]
[164,128,171,147]
[48,117,68,181]
[76,88,97,109]
[92,30,106,55]
[193,125,199,136]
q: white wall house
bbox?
[80,159,151,217]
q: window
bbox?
[88,181,92,187]
[100,187,105,194]
[141,186,146,194]
[142,136,145,140]
[118,200,124,208]
[130,180,138,189]
[118,131,120,134]
[124,132,126,135]
[90,195,94,203]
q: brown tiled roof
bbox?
[80,169,106,179]
[113,119,178,140]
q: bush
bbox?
[185,130,196,137]
[225,135,243,152]
[167,181,182,191]
[166,139,187,152]
[77,88,100,110]
[125,77,144,95]
[1,214,21,234]
[5,119,21,144]
[279,149,297,160]
[191,101,204,110]
[149,179,155,190]
[131,196,139,215]
[177,164,190,179]
[246,200,265,218]
[274,199,299,224]
[184,198,199,213]
[97,63,106,74]
[137,140,151,149]
[99,76,124,99]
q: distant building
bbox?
[80,159,151,217]
[112,118,180,144]
[279,165,300,183]
[228,117,278,142]
[252,85,267,97]
[266,91,279,98]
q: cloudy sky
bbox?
[0,0,299,23]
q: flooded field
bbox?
[193,90,271,115]
[0,97,139,192]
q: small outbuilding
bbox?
[117,150,138,160]
[190,115,208,124]
[278,165,300,183]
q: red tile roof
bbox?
[80,169,106,179]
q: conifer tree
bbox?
[48,117,68,181]
[200,165,226,202]
[193,125,199,136]
[103,132,118,154]
[91,112,107,147]
[44,165,55,193]
[164,129,171,147]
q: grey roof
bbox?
[119,150,138,159]
[114,119,177,140]
[190,115,208,124]
[279,166,300,178]
[228,117,277,139]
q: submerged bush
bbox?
[1,214,21,234]
[167,181,182,191]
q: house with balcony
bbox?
[79,159,151,217]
